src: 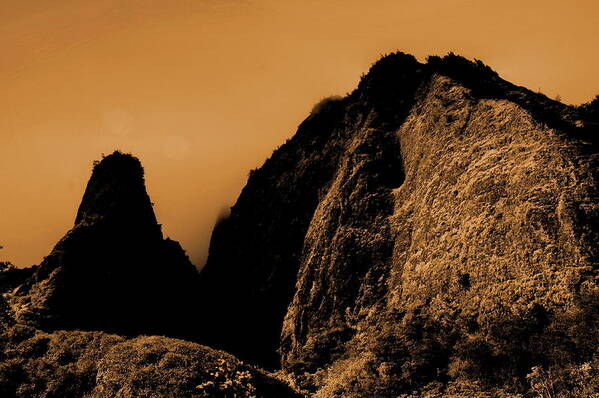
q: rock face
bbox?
[199,53,599,396]
[198,54,426,369]
[7,151,201,339]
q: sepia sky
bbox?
[1,0,598,268]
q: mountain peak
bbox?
[7,151,200,338]
[197,52,599,395]
[74,151,158,230]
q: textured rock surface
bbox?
[199,53,599,396]
[0,325,301,398]
[5,151,201,339]
[198,53,424,368]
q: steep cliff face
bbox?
[200,53,599,396]
[6,151,201,339]
[198,53,425,369]
[283,73,598,397]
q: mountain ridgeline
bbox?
[1,52,598,397]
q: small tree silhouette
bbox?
[0,244,13,270]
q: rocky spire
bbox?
[75,151,158,230]
[11,151,201,339]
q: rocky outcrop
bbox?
[5,151,201,339]
[199,53,599,396]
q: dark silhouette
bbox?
[9,151,201,339]
[0,151,302,398]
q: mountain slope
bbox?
[199,53,599,396]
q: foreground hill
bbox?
[198,53,599,397]
[0,325,300,397]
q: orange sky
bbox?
[1,0,598,268]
